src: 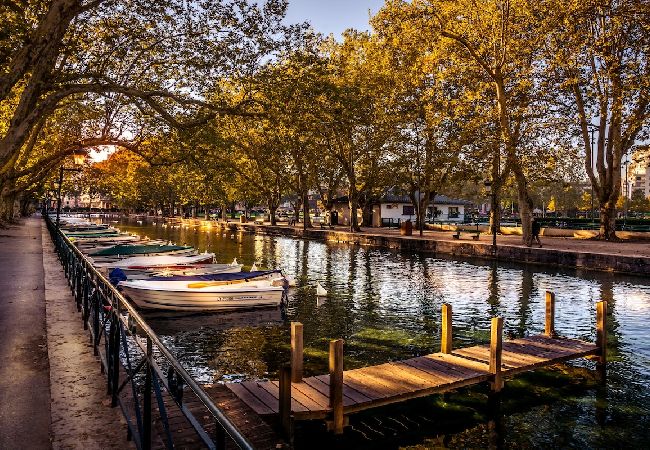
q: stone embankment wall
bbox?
[168,217,650,276]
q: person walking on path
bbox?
[531,217,542,248]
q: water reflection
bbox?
[103,217,650,448]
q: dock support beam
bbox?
[596,301,607,366]
[545,291,555,337]
[291,322,303,383]
[489,317,504,392]
[441,303,452,354]
[329,339,344,434]
[279,365,293,441]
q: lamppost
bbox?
[484,180,497,254]
[590,128,596,225]
[55,149,87,227]
[624,153,630,229]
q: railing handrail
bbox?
[45,214,254,450]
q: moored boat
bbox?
[118,278,286,311]
[89,244,194,257]
[94,253,216,269]
[108,263,243,280]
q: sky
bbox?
[284,0,385,37]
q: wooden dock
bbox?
[226,293,607,435]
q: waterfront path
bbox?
[0,217,51,449]
[0,217,130,449]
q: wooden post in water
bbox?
[441,303,452,354]
[279,365,292,439]
[489,317,504,392]
[545,291,555,337]
[329,339,344,434]
[291,322,303,383]
[596,301,607,365]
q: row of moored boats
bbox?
[59,218,292,312]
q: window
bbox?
[448,207,459,218]
[402,205,415,216]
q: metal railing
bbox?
[45,214,254,450]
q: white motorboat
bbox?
[94,253,216,269]
[71,234,140,244]
[114,263,244,279]
[118,278,286,311]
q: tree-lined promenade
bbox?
[1,0,649,244]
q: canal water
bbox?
[103,217,650,449]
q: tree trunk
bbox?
[222,204,228,221]
[418,191,433,236]
[0,185,18,224]
[302,191,311,230]
[599,199,617,240]
[269,204,278,226]
[513,167,534,246]
[348,188,361,233]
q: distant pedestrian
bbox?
[532,217,542,248]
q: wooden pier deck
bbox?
[227,335,598,419]
[226,294,607,435]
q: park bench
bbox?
[254,217,264,225]
[452,227,481,240]
[319,222,334,230]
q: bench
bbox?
[452,229,481,240]
[319,222,334,230]
[254,218,264,225]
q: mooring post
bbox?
[545,291,555,337]
[489,317,504,392]
[329,339,344,434]
[291,322,304,383]
[596,301,607,366]
[441,303,453,354]
[279,364,293,440]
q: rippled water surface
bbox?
[102,217,650,449]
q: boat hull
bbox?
[120,284,284,311]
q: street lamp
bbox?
[484,180,497,254]
[55,148,87,227]
[624,153,630,229]
[590,128,596,225]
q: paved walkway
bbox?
[0,217,51,450]
[0,217,130,449]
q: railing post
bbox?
[489,317,504,392]
[279,364,292,441]
[143,336,152,450]
[545,291,555,337]
[82,275,90,329]
[596,301,607,365]
[111,315,120,407]
[329,339,344,434]
[441,303,452,353]
[92,286,100,356]
[107,319,116,394]
[291,322,303,383]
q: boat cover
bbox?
[147,270,282,282]
[109,268,281,285]
[91,244,191,256]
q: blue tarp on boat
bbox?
[147,270,282,282]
